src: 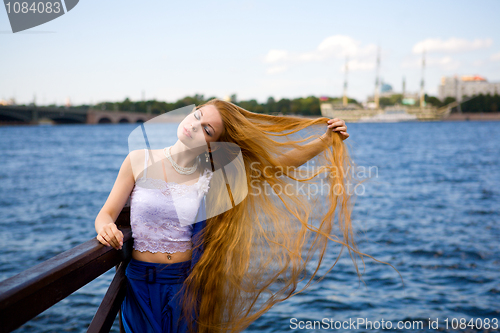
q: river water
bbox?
[0,120,499,332]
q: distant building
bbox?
[365,90,419,106]
[438,75,500,102]
[380,82,393,93]
[402,97,416,106]
[0,98,16,105]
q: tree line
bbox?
[40,93,500,114]
[76,95,360,116]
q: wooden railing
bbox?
[0,207,132,333]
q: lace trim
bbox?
[133,240,193,254]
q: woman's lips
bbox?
[183,126,192,138]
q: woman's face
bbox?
[177,104,224,148]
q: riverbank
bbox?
[442,112,500,121]
[302,112,500,122]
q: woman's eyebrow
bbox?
[199,109,215,133]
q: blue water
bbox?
[0,121,499,333]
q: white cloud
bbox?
[436,56,461,70]
[412,37,493,54]
[264,50,289,63]
[490,52,500,62]
[263,35,377,74]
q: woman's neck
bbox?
[169,141,204,168]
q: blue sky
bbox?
[1,0,499,105]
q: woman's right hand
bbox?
[96,223,123,250]
[95,151,136,251]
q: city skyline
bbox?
[1,0,500,106]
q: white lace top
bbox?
[130,149,213,254]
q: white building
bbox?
[438,75,500,102]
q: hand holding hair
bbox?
[326,118,349,140]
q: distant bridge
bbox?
[0,105,157,125]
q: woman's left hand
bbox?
[326,118,349,140]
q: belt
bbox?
[126,258,192,284]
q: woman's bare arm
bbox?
[277,118,348,168]
[94,151,137,249]
[276,133,331,168]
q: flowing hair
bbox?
[179,99,400,332]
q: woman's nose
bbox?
[191,119,201,131]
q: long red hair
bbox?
[180,99,400,332]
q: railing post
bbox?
[86,207,132,333]
[86,260,129,333]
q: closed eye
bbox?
[194,110,212,136]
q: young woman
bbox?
[94,98,379,333]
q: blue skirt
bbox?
[121,258,195,333]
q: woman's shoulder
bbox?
[127,149,161,181]
[127,150,144,182]
[128,148,147,159]
[128,148,164,163]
